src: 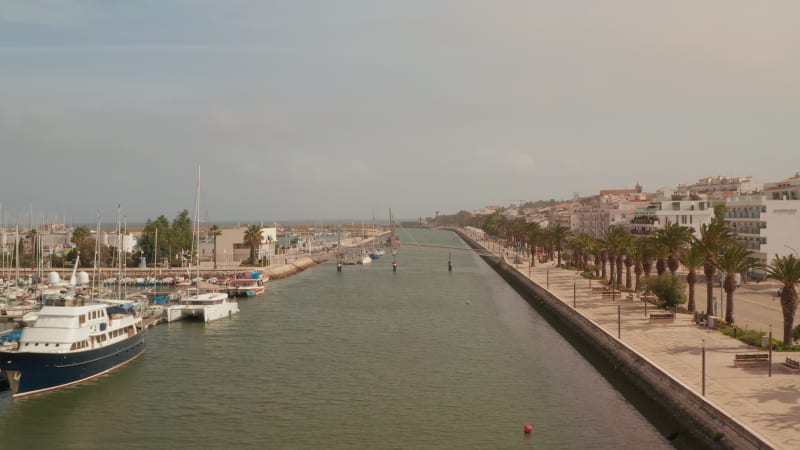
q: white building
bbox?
[211,226,278,267]
[725,196,800,266]
[623,197,715,238]
[98,231,138,253]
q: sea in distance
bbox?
[0,229,676,449]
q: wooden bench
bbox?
[785,357,800,370]
[648,313,675,324]
[733,353,769,368]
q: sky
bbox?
[1,1,799,224]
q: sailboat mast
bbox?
[191,163,201,280]
[117,204,122,296]
[154,227,159,279]
[91,211,100,300]
[15,224,20,282]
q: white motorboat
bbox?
[166,283,238,323]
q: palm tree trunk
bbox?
[704,262,715,315]
[656,258,666,276]
[634,263,643,292]
[608,257,615,285]
[781,292,797,345]
[625,261,632,290]
[601,255,608,281]
[686,271,696,312]
[724,277,736,324]
[667,255,679,275]
[213,237,217,270]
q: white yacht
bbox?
[165,289,238,323]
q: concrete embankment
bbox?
[454,229,770,450]
[262,256,330,280]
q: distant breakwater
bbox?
[4,256,334,282]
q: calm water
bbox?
[0,229,673,449]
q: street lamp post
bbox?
[702,339,706,396]
[785,245,799,257]
[769,325,773,377]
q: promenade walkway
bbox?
[476,238,800,450]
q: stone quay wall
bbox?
[455,229,770,450]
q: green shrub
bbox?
[720,324,800,351]
[644,274,687,309]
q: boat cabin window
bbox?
[79,315,86,325]
[70,340,90,350]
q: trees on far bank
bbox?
[139,210,194,267]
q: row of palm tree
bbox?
[480,211,800,345]
[480,213,574,268]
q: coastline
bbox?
[454,228,778,450]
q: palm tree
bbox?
[694,220,736,316]
[567,233,593,271]
[209,224,221,269]
[72,226,91,244]
[549,225,572,267]
[655,222,694,275]
[26,228,38,268]
[764,254,800,345]
[526,223,542,268]
[242,225,263,265]
[678,245,706,312]
[629,236,648,292]
[603,226,628,289]
[594,238,609,281]
[713,243,756,324]
[614,230,631,290]
[652,239,669,276]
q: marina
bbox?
[0,229,673,449]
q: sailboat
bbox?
[166,165,239,323]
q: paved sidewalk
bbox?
[477,239,800,449]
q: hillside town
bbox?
[438,171,800,268]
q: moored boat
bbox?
[227,272,267,297]
[166,282,238,323]
[0,300,145,398]
[165,163,240,323]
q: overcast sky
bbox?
[1,1,798,224]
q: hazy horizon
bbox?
[2,1,798,223]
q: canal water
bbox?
[0,229,674,449]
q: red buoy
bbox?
[523,424,532,434]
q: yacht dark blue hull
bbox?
[0,332,145,398]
